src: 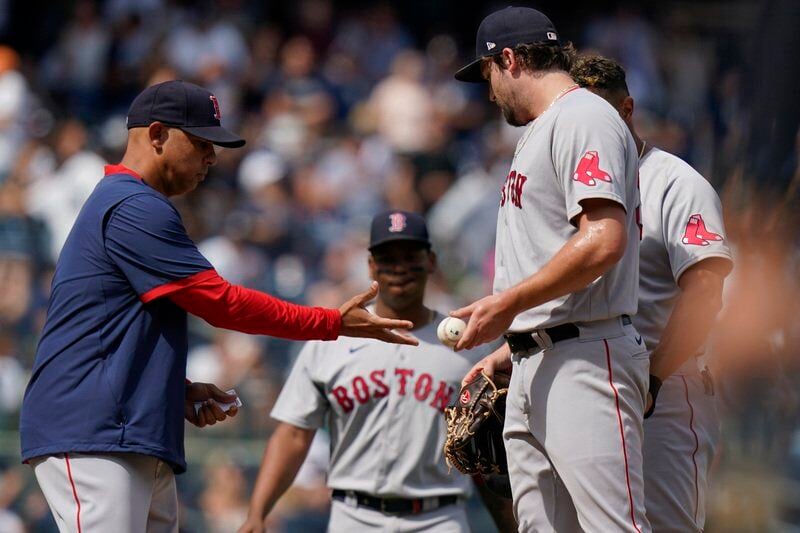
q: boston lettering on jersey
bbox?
[331,368,455,413]
[501,170,528,208]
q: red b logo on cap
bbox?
[389,212,407,233]
[210,95,221,121]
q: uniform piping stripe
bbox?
[604,339,642,533]
[681,375,701,523]
[64,453,82,533]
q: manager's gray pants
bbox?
[31,452,178,533]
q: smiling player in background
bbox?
[239,210,515,532]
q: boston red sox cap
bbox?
[455,6,561,83]
[126,80,246,148]
[369,210,431,251]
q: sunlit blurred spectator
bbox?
[0,462,24,533]
[200,456,251,533]
[0,508,23,533]
[25,119,106,261]
[165,11,248,82]
[40,0,111,121]
[0,46,30,180]
[584,7,664,112]
[0,180,42,327]
[333,3,411,81]
[367,50,437,155]
[187,330,264,391]
[0,329,25,415]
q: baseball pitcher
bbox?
[453,7,649,532]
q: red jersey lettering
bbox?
[429,381,454,411]
[370,370,389,398]
[352,376,370,404]
[331,386,353,413]
[395,368,414,395]
[414,373,433,401]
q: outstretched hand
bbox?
[338,282,419,346]
[185,382,239,428]
[450,292,518,351]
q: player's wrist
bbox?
[644,374,663,419]
[499,288,524,317]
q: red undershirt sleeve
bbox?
[166,269,341,341]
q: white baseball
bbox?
[437,317,466,348]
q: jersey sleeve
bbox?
[168,273,341,340]
[552,103,632,222]
[105,194,213,301]
[270,343,330,429]
[661,168,733,281]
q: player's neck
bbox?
[627,123,650,158]
[120,150,166,195]
[374,300,433,331]
[526,71,577,120]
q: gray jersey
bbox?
[634,148,732,369]
[493,88,641,331]
[271,312,488,498]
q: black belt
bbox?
[505,315,632,354]
[332,489,458,515]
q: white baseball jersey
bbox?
[635,148,732,369]
[271,312,489,498]
[493,88,641,331]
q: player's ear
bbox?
[367,254,378,282]
[501,48,516,73]
[620,96,634,121]
[148,122,168,152]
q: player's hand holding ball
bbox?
[437,316,466,348]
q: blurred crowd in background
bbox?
[0,0,797,531]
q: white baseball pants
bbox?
[504,317,651,532]
[643,370,719,532]
[31,452,178,533]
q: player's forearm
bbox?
[247,424,316,521]
[505,218,626,314]
[649,267,725,380]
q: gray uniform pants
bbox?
[328,500,470,532]
[643,371,719,532]
[504,317,651,532]
[31,452,178,533]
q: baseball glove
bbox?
[443,371,510,476]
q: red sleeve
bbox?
[166,270,341,341]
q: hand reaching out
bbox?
[338,282,419,346]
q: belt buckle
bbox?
[345,491,359,508]
[531,330,553,351]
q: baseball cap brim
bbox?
[454,57,488,83]
[180,125,246,148]
[368,236,431,252]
